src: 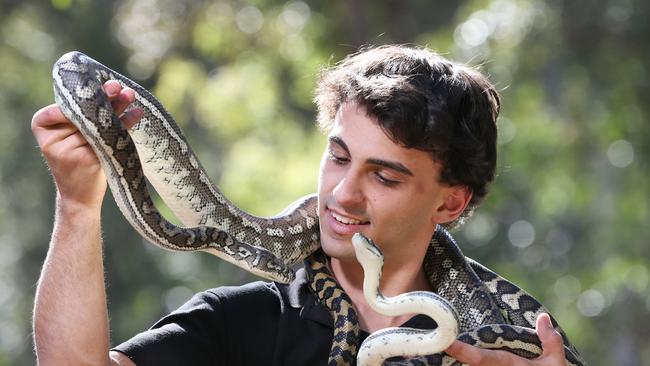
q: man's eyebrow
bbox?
[328,135,350,154]
[328,135,414,177]
[367,158,414,176]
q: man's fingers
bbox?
[447,339,549,366]
[536,313,566,362]
[104,79,122,98]
[445,340,476,362]
[61,131,91,150]
[446,340,520,366]
[31,105,79,150]
[31,104,68,130]
[121,108,143,129]
[104,80,132,115]
[42,131,88,162]
[103,80,142,128]
[443,316,567,366]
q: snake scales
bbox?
[52,51,587,366]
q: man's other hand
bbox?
[445,313,566,366]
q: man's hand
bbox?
[31,80,142,211]
[445,313,566,365]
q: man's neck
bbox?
[329,249,432,333]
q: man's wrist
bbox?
[55,193,103,222]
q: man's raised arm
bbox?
[31,81,141,366]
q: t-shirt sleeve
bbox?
[112,289,227,366]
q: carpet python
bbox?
[52,51,588,366]
[351,233,459,365]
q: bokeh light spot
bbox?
[607,139,634,168]
[462,212,498,246]
[497,117,516,145]
[281,1,311,31]
[508,220,535,248]
[458,18,490,47]
[624,265,649,293]
[236,6,264,34]
[577,289,606,317]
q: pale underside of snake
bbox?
[52,51,588,366]
[352,233,459,365]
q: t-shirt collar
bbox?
[285,267,335,327]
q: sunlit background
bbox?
[0,0,648,365]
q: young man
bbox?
[32,45,569,365]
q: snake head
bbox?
[352,233,384,269]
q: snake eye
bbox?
[353,233,383,257]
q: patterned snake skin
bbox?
[52,51,588,366]
[305,228,587,366]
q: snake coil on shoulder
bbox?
[52,51,588,366]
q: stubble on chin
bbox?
[320,236,357,261]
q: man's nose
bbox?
[332,172,364,207]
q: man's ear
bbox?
[433,186,472,224]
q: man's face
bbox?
[317,102,454,264]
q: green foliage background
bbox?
[1,0,648,365]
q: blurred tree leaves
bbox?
[1,0,648,365]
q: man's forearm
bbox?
[33,199,110,365]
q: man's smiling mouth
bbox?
[331,211,369,225]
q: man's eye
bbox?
[374,172,399,187]
[328,151,348,165]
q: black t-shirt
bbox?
[113,268,436,365]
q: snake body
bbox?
[52,51,588,366]
[53,51,318,283]
[352,233,459,365]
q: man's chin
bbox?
[320,238,356,261]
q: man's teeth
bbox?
[331,211,365,225]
